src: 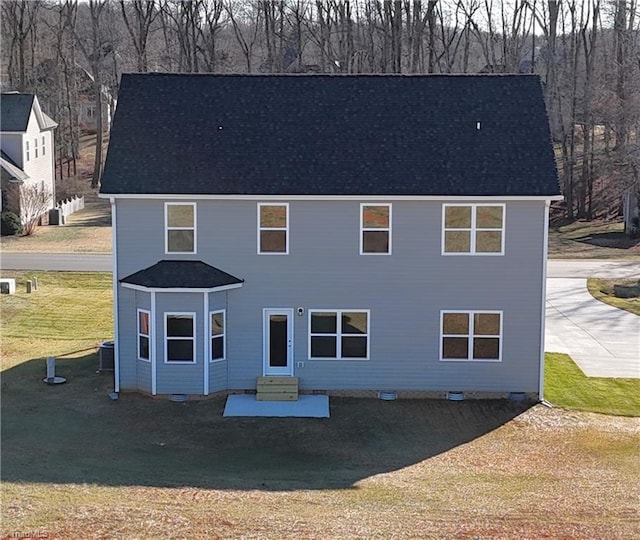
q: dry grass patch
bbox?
[2,403,638,539]
[548,219,640,259]
[587,278,640,316]
[0,197,111,253]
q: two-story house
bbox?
[0,92,57,218]
[100,73,562,401]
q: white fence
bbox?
[56,195,84,221]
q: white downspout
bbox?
[538,200,551,402]
[110,197,120,393]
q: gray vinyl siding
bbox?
[117,287,138,391]
[155,292,204,395]
[208,291,228,392]
[135,291,152,393]
[115,198,546,395]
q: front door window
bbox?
[263,309,293,375]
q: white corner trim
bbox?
[539,201,551,401]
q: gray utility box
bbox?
[99,341,115,371]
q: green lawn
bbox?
[545,353,640,416]
[0,271,113,371]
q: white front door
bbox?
[263,308,294,376]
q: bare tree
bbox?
[76,0,109,188]
[12,184,53,236]
[199,0,227,71]
[1,0,42,91]
[119,0,159,72]
[225,0,261,72]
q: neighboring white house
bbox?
[0,92,57,219]
[77,66,116,133]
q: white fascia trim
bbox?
[539,201,551,401]
[110,198,120,393]
[120,282,243,294]
[100,193,565,202]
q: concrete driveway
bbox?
[545,278,640,378]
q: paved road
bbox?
[2,253,639,276]
[547,259,640,278]
[545,278,640,378]
[0,252,112,271]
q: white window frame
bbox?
[25,140,29,161]
[439,310,503,362]
[34,137,38,158]
[42,136,45,156]
[165,202,197,255]
[257,202,289,255]
[360,203,392,255]
[308,309,370,360]
[164,312,196,364]
[441,203,505,256]
[137,309,151,362]
[209,309,226,362]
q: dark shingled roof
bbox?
[120,260,244,289]
[101,73,560,197]
[1,93,35,132]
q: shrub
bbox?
[1,211,24,236]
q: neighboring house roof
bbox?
[101,73,561,197]
[0,92,57,132]
[0,150,27,183]
[120,260,244,290]
[1,93,34,131]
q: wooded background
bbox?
[2,0,639,221]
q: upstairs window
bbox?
[137,309,150,361]
[442,204,505,255]
[25,141,29,161]
[258,203,288,254]
[165,313,195,363]
[42,136,46,156]
[440,311,502,361]
[165,202,196,254]
[34,138,38,158]
[210,310,225,361]
[361,204,391,254]
[309,310,369,360]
